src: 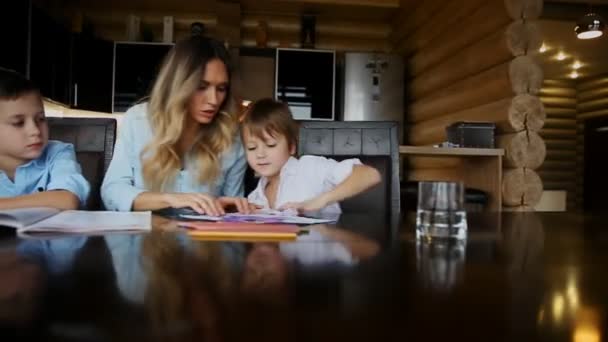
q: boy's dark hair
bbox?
[241,98,299,149]
[0,68,39,100]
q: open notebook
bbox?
[0,207,151,235]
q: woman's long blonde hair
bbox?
[141,36,237,191]
[141,232,235,341]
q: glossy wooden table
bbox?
[0,212,605,341]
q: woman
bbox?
[101,36,249,215]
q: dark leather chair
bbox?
[47,117,117,210]
[329,155,391,213]
[298,121,400,217]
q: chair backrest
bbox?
[298,121,400,216]
[47,117,117,210]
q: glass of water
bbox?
[416,181,467,241]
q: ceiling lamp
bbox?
[575,13,605,39]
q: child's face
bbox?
[0,92,48,164]
[243,128,295,179]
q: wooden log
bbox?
[544,139,577,151]
[241,15,390,39]
[543,118,576,129]
[540,96,577,108]
[509,55,544,95]
[409,95,546,146]
[509,94,546,131]
[540,86,576,98]
[412,27,543,99]
[391,0,487,56]
[577,87,608,103]
[410,58,543,123]
[578,109,608,120]
[539,129,576,139]
[538,170,576,181]
[545,107,576,118]
[241,31,388,51]
[578,98,608,113]
[543,79,574,88]
[504,0,544,19]
[543,181,576,191]
[81,10,217,29]
[407,157,462,169]
[502,167,543,207]
[390,0,444,52]
[544,150,576,161]
[506,20,542,56]
[410,0,511,75]
[539,160,576,170]
[411,29,513,99]
[497,130,546,169]
[216,2,241,47]
[577,76,608,92]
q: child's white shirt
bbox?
[247,155,362,215]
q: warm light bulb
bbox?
[577,30,603,39]
[570,71,579,79]
[539,43,548,53]
[572,61,582,69]
[556,52,567,61]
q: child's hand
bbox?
[218,197,261,214]
[279,195,330,214]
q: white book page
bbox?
[0,207,60,230]
[180,211,338,225]
[20,211,152,234]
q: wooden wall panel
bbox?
[392,0,546,211]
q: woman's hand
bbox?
[218,197,261,214]
[162,193,225,216]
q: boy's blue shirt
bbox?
[0,140,90,206]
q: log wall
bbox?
[539,79,577,210]
[392,0,545,210]
[48,7,391,52]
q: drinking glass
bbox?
[416,181,467,241]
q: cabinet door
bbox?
[71,34,113,112]
[29,5,71,104]
[0,1,30,74]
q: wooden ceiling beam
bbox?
[271,0,399,8]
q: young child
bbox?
[241,98,381,215]
[0,68,89,210]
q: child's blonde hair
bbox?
[240,98,299,149]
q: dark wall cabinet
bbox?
[1,1,113,112]
[70,34,114,112]
[1,2,30,75]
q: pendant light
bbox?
[575,11,605,39]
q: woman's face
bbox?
[188,58,229,124]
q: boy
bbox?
[241,98,381,215]
[0,68,89,209]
